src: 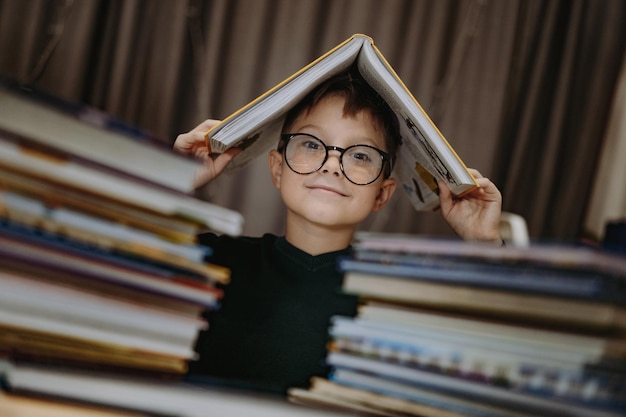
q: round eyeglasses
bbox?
[279,133,392,185]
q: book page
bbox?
[208,36,367,171]
[355,41,476,210]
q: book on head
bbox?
[205,34,477,211]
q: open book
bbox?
[206,34,477,211]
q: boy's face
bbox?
[269,95,397,231]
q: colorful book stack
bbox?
[289,232,626,417]
[0,80,244,413]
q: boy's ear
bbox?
[372,178,397,212]
[268,149,283,189]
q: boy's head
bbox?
[280,68,401,176]
[268,68,399,237]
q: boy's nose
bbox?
[321,150,342,176]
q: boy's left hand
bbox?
[438,169,503,244]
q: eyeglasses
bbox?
[279,133,392,185]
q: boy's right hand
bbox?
[173,119,242,189]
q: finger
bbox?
[197,118,221,132]
[192,148,241,188]
[200,119,223,155]
[474,177,499,194]
[173,133,195,153]
[211,147,243,173]
[474,176,492,188]
[174,129,205,149]
[438,180,454,212]
[467,168,483,179]
[470,177,502,204]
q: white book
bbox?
[0,308,196,359]
[330,316,596,371]
[1,190,211,263]
[0,83,200,193]
[0,137,243,235]
[0,270,206,343]
[355,303,624,359]
[4,363,354,417]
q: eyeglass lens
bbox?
[284,134,385,185]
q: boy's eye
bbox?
[302,140,322,150]
[348,148,375,164]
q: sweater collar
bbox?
[273,236,351,271]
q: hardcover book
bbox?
[205,34,477,211]
[0,80,200,194]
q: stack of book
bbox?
[289,232,626,417]
[0,80,246,414]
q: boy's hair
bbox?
[280,68,401,177]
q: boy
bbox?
[174,70,502,394]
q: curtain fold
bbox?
[584,51,626,241]
[1,0,623,241]
[496,0,626,240]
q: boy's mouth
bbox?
[306,184,348,197]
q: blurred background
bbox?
[1,0,624,242]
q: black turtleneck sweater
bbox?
[187,233,359,394]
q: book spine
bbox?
[0,221,222,307]
[339,257,618,302]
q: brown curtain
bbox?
[584,51,626,241]
[494,0,626,240]
[1,0,624,241]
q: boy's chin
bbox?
[300,207,367,229]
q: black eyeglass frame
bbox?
[279,133,393,185]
